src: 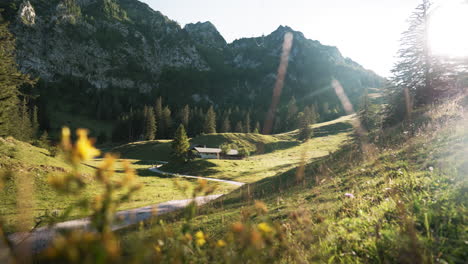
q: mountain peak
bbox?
[184,21,226,48]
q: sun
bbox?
[428,0,468,58]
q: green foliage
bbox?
[385,0,460,126]
[143,106,156,141]
[297,112,312,141]
[235,121,243,133]
[172,124,190,159]
[0,19,34,138]
[358,89,381,131]
[203,106,216,134]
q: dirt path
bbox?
[8,166,246,253]
[8,195,222,253]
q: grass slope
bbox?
[120,105,467,263]
[160,115,354,183]
[0,138,235,233]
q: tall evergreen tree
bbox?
[235,121,244,133]
[204,106,216,134]
[0,17,34,138]
[245,112,251,133]
[298,112,312,141]
[18,98,33,141]
[180,104,190,128]
[162,106,172,138]
[387,0,450,125]
[31,105,39,137]
[154,97,163,138]
[286,96,299,130]
[254,121,261,134]
[172,124,190,159]
[143,106,156,140]
[221,116,231,133]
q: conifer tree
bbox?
[235,121,244,133]
[180,105,190,128]
[221,116,231,133]
[204,106,216,134]
[162,106,172,138]
[245,112,251,133]
[286,97,299,130]
[298,112,312,141]
[154,97,163,138]
[143,106,156,140]
[0,18,34,138]
[172,124,190,159]
[38,130,50,149]
[31,105,39,137]
[254,121,261,134]
[19,98,33,141]
[386,0,449,124]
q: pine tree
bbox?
[235,121,244,133]
[254,121,261,134]
[0,18,34,138]
[31,105,39,137]
[245,112,251,133]
[180,105,190,128]
[387,0,449,125]
[172,124,190,159]
[221,116,231,133]
[286,97,299,130]
[204,106,216,134]
[162,106,172,138]
[143,106,156,140]
[38,130,50,149]
[19,98,33,141]
[154,97,163,138]
[298,112,312,141]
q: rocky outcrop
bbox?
[17,1,35,25]
[184,22,226,49]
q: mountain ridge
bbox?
[1,0,384,135]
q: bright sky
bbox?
[142,0,422,77]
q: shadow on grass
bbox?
[313,122,353,138]
[260,141,301,154]
[133,160,162,166]
[140,159,220,178]
[136,168,173,177]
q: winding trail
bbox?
[8,166,245,253]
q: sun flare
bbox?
[428,0,468,58]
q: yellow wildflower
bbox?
[195,231,206,246]
[74,129,100,162]
[216,239,226,247]
[257,222,273,234]
[153,245,161,253]
[61,127,72,151]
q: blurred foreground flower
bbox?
[195,231,206,246]
[258,222,273,234]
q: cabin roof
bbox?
[194,147,239,155]
[194,147,222,154]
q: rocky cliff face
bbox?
[9,0,210,92]
[2,0,384,126]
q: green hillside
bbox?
[159,115,354,183]
[0,137,235,233]
[120,101,468,263]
